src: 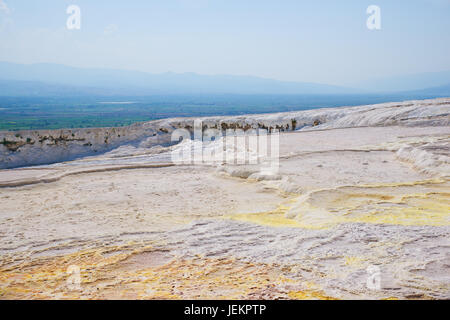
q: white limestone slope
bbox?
[1,97,449,169]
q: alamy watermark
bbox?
[170,120,280,175]
[66,5,81,30]
[366,265,381,290]
[367,5,381,30]
[63,5,381,32]
[66,264,81,291]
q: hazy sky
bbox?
[0,0,449,86]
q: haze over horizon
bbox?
[1,0,450,87]
[1,61,450,96]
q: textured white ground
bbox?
[0,99,449,300]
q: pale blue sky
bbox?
[0,0,449,86]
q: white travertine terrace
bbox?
[0,98,449,300]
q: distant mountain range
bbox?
[0,62,449,97]
[354,70,450,93]
[0,62,357,96]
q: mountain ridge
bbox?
[0,61,360,95]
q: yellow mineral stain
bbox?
[339,192,450,227]
[228,180,449,229]
[351,178,446,189]
[344,256,365,267]
[0,245,335,300]
[288,290,338,300]
[224,204,304,228]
